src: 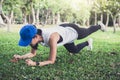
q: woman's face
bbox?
[30,34,43,47]
[30,37,39,46]
[30,35,42,46]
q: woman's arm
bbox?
[26,32,60,66]
[13,48,37,59]
[39,32,59,66]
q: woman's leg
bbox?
[59,23,104,39]
[77,25,101,39]
[64,41,88,54]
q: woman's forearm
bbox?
[20,53,36,59]
[38,60,55,66]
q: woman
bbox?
[12,22,105,66]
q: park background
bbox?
[0,0,120,80]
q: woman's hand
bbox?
[13,54,21,59]
[25,59,36,66]
[10,54,21,62]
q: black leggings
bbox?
[59,23,101,54]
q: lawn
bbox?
[0,25,120,80]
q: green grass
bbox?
[0,26,120,80]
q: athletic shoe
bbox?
[69,52,73,55]
[87,38,93,51]
[98,21,106,32]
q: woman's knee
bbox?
[68,49,80,54]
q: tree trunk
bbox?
[56,12,60,24]
[1,10,14,32]
[0,0,6,27]
[52,13,55,24]
[95,12,97,25]
[23,15,27,24]
[27,14,33,24]
[0,1,2,14]
[113,17,116,33]
[36,8,39,25]
[7,10,13,32]
[32,3,36,24]
[83,20,86,26]
[52,12,60,24]
[105,13,109,27]
[0,15,5,27]
[86,18,90,27]
[7,21,10,32]
[45,11,49,24]
[100,13,103,23]
[48,15,51,24]
[45,10,51,24]
[119,14,120,27]
[0,0,13,32]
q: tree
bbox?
[2,0,20,32]
[0,0,6,27]
[92,0,107,25]
[74,0,91,25]
[60,0,92,26]
[19,0,40,24]
[96,0,110,27]
[59,0,73,22]
[46,0,62,24]
[106,0,120,33]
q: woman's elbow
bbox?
[31,52,36,57]
[50,60,55,64]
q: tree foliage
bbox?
[1,0,120,28]
[107,0,120,18]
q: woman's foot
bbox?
[87,38,93,51]
[98,21,106,32]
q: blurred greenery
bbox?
[1,0,120,26]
